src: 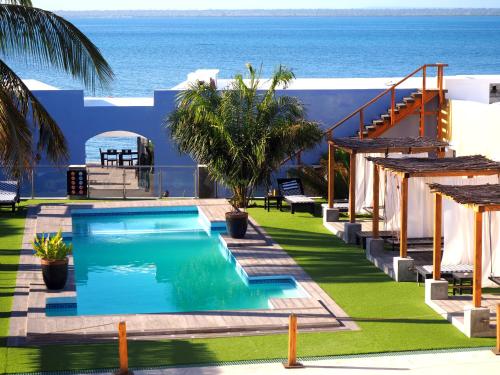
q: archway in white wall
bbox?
[84,130,156,199]
[84,130,154,166]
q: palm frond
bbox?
[0,5,114,91]
[0,87,33,177]
[0,60,68,176]
[166,64,323,208]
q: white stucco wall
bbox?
[445,75,500,104]
[449,99,500,161]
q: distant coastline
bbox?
[56,8,500,18]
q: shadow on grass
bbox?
[35,340,219,372]
[257,223,391,284]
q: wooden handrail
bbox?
[283,63,447,164]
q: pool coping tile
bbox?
[9,199,357,345]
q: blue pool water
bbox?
[55,207,305,316]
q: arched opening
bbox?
[84,130,153,166]
[84,131,155,198]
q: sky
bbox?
[33,0,500,11]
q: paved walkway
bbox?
[113,349,499,374]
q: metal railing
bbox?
[3,164,319,200]
[284,63,448,164]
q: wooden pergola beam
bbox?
[433,193,442,280]
[473,211,483,308]
[328,141,447,156]
[349,152,356,223]
[397,170,500,178]
[400,174,409,258]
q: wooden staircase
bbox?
[361,89,441,138]
[284,63,448,165]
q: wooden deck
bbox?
[10,200,357,346]
[427,294,499,337]
[324,219,373,239]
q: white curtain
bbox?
[354,152,428,215]
[355,153,384,214]
[383,174,499,238]
[442,200,500,287]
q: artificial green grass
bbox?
[0,201,495,374]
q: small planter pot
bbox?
[225,211,249,239]
[41,258,69,290]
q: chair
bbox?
[106,149,119,166]
[99,148,107,167]
[0,181,20,212]
[120,149,134,166]
[277,178,315,214]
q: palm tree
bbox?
[167,64,323,209]
[288,149,350,198]
[0,0,114,178]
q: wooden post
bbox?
[391,87,395,127]
[420,66,426,136]
[283,314,303,368]
[372,164,380,239]
[473,211,483,308]
[399,175,409,258]
[359,110,365,139]
[433,193,442,280]
[493,304,500,355]
[328,143,335,209]
[349,152,356,223]
[117,321,131,375]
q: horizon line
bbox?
[54,7,500,11]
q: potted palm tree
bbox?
[33,229,73,290]
[167,64,323,238]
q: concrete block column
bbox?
[463,307,493,338]
[425,279,449,303]
[366,238,384,257]
[342,223,361,244]
[322,204,339,223]
[393,257,415,282]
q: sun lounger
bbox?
[415,264,473,285]
[277,178,315,214]
[0,180,20,212]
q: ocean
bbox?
[7,16,500,97]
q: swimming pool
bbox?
[48,206,306,316]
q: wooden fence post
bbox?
[494,304,500,355]
[283,314,303,368]
[116,321,132,375]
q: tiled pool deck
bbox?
[9,199,357,346]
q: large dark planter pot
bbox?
[41,258,68,290]
[225,211,249,239]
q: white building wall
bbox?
[449,100,500,161]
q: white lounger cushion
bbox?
[0,181,18,203]
[284,195,315,204]
[421,264,473,273]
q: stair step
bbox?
[372,119,384,126]
[365,125,376,131]
[387,108,399,114]
[403,96,415,103]
[396,102,407,109]
[381,114,391,120]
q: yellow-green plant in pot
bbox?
[33,229,73,290]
